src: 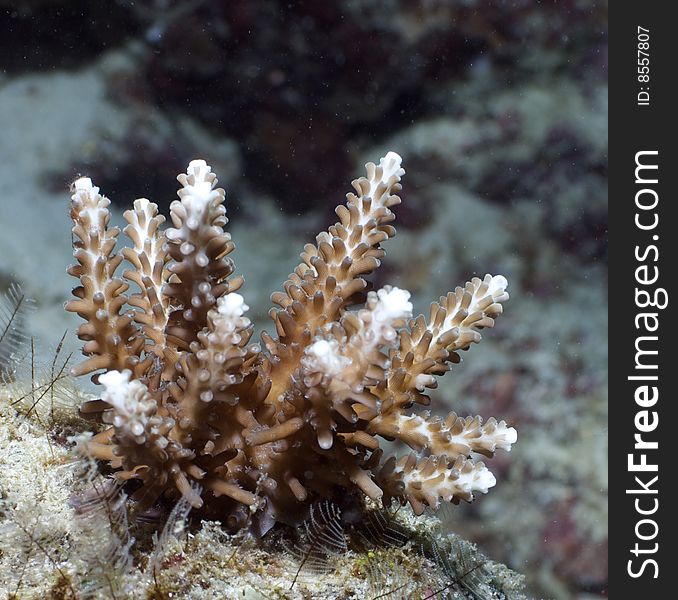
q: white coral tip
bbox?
[308,339,333,361]
[489,275,508,295]
[217,293,249,318]
[382,151,402,166]
[187,159,211,180]
[133,197,151,211]
[379,151,405,179]
[475,467,497,493]
[305,339,350,375]
[183,159,217,207]
[100,369,137,415]
[500,426,518,450]
[374,287,413,323]
[100,369,132,398]
[72,176,102,201]
[73,177,94,192]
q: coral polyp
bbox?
[66,152,516,533]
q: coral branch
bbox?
[265,153,405,409]
[121,198,170,360]
[66,178,143,378]
[377,454,496,514]
[368,411,517,459]
[163,160,242,350]
[376,274,510,416]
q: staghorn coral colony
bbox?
[66,151,516,534]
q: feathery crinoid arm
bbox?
[163,160,244,351]
[264,152,404,407]
[121,198,171,363]
[66,178,143,378]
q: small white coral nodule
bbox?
[66,151,516,531]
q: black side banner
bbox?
[610,3,677,596]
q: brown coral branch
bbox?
[368,411,517,459]
[375,274,510,417]
[264,152,405,410]
[376,454,496,514]
[121,198,171,361]
[163,161,243,350]
[66,178,144,379]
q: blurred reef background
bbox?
[0,1,607,598]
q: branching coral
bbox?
[66,152,516,533]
